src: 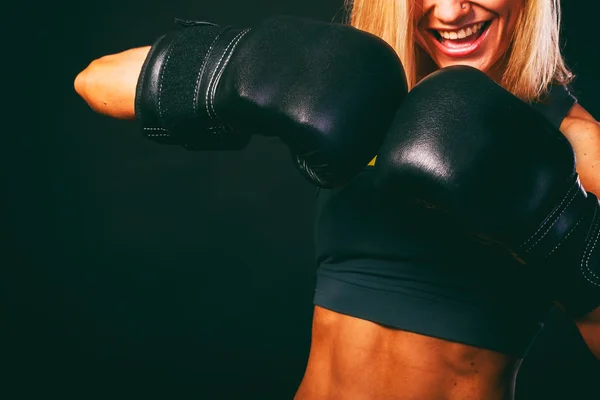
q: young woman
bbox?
[298,2,599,399]
[75,1,599,399]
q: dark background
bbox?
[3,1,599,399]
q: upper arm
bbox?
[559,103,600,196]
[559,104,600,358]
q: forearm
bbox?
[74,46,151,119]
[573,307,600,360]
[576,322,600,359]
[73,16,408,188]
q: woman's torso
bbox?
[295,85,577,400]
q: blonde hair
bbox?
[344,0,574,101]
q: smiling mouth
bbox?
[429,20,492,46]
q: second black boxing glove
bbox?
[374,66,599,317]
[135,16,408,188]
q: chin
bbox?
[435,58,492,73]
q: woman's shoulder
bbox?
[560,103,600,147]
[560,103,600,194]
[560,103,599,132]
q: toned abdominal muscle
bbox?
[294,306,522,400]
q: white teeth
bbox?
[437,22,484,41]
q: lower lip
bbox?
[431,23,491,58]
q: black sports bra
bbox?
[312,85,578,356]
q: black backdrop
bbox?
[4,1,599,399]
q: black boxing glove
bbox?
[374,66,599,317]
[135,16,408,188]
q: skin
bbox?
[74,46,149,120]
[74,1,600,398]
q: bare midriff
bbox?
[294,306,522,400]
